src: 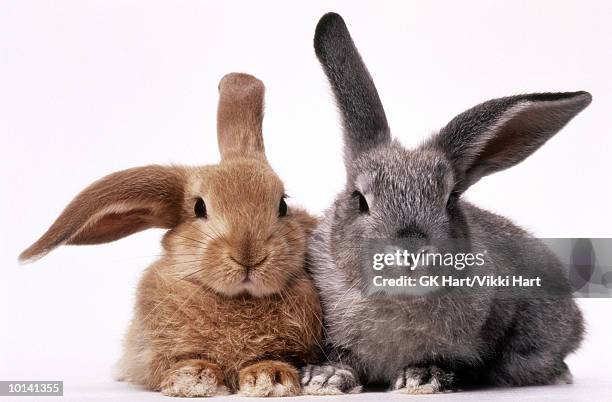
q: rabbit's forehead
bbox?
[354,148,453,202]
[191,162,284,208]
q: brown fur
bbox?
[19,73,323,397]
[217,73,266,160]
[18,165,187,261]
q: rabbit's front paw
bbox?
[300,363,362,395]
[392,365,454,394]
[238,360,300,397]
[160,360,229,397]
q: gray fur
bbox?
[305,12,590,393]
[314,12,390,161]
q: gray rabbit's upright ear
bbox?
[217,73,266,161]
[425,92,592,194]
[314,13,390,161]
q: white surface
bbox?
[1,1,611,401]
[3,379,612,402]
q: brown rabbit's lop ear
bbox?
[19,165,186,263]
[217,73,266,161]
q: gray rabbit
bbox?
[301,13,590,394]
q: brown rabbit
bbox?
[19,73,323,397]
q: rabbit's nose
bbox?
[236,231,267,255]
[230,254,269,270]
[396,226,426,239]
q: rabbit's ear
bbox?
[426,92,592,194]
[217,73,266,161]
[19,165,187,263]
[314,13,390,160]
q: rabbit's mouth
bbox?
[224,254,276,295]
[234,275,272,298]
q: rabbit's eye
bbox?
[194,197,207,219]
[352,190,369,214]
[278,196,288,217]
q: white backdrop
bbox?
[1,0,611,398]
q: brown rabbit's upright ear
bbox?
[19,165,186,263]
[216,73,266,161]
